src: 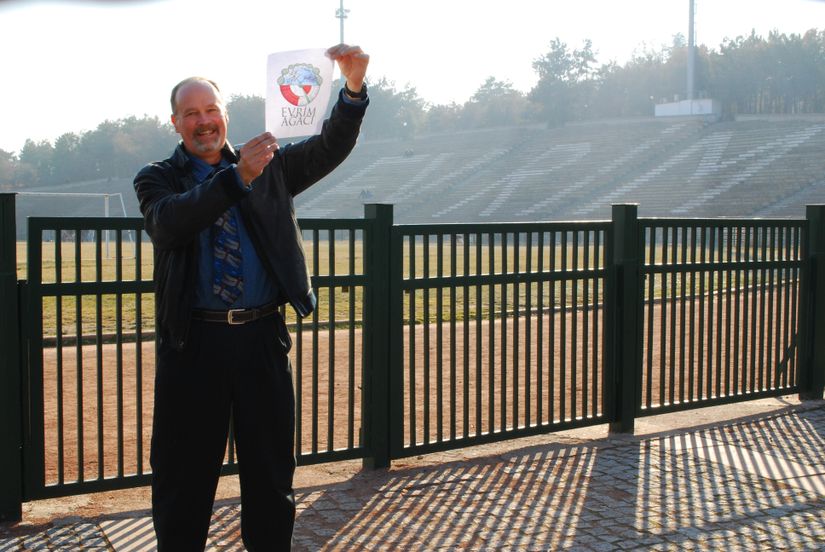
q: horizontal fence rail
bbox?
[2,194,823,520]
[391,222,611,458]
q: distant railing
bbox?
[1,193,823,522]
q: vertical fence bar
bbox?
[348,229,357,449]
[488,232,496,432]
[609,204,641,433]
[462,231,470,439]
[644,226,655,409]
[311,229,320,454]
[362,204,393,468]
[95,231,105,479]
[592,230,601,416]
[435,234,443,442]
[512,232,520,430]
[54,235,65,484]
[500,233,508,430]
[475,232,483,435]
[423,234,431,444]
[536,231,545,424]
[407,234,416,448]
[571,231,579,419]
[559,231,567,422]
[548,231,556,424]
[679,226,688,404]
[800,205,825,399]
[0,194,22,521]
[524,232,541,427]
[449,233,457,441]
[134,233,145,475]
[732,226,742,396]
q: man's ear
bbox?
[171,114,181,134]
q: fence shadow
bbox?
[291,404,824,550]
[2,404,821,551]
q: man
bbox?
[134,44,369,551]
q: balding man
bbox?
[134,44,369,551]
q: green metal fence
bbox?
[639,218,804,412]
[388,221,611,459]
[1,193,824,521]
[8,205,377,506]
[21,217,155,500]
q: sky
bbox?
[1,0,823,154]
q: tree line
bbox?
[2,29,823,189]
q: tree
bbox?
[421,102,462,134]
[227,94,265,145]
[81,121,119,179]
[530,38,599,125]
[358,77,425,139]
[460,77,532,128]
[0,149,20,189]
[52,132,83,183]
[18,139,54,185]
[112,116,177,177]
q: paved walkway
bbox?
[1,400,823,551]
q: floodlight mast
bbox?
[335,0,350,44]
[687,0,696,103]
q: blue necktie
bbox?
[212,208,244,305]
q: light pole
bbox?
[335,0,349,44]
[687,0,696,105]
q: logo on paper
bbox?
[277,63,323,106]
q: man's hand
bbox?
[326,44,370,94]
[237,132,279,186]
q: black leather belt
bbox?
[191,302,278,325]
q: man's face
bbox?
[171,81,228,164]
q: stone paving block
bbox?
[3,403,825,551]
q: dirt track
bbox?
[37,286,798,490]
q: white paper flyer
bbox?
[266,48,334,139]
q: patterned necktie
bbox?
[212,208,244,305]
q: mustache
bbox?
[195,124,219,135]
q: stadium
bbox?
[2,1,825,550]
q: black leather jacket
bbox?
[134,90,367,350]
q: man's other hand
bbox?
[237,132,279,186]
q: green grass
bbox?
[16,236,787,337]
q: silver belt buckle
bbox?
[227,308,245,325]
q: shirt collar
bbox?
[187,152,230,183]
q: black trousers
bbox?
[150,311,296,551]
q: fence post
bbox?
[608,204,642,434]
[362,203,393,469]
[0,193,23,521]
[800,205,825,400]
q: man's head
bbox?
[170,77,228,164]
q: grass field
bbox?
[18,237,613,336]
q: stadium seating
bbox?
[295,114,825,222]
[16,114,825,237]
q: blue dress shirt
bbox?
[189,155,279,310]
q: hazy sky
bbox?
[1,0,823,153]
